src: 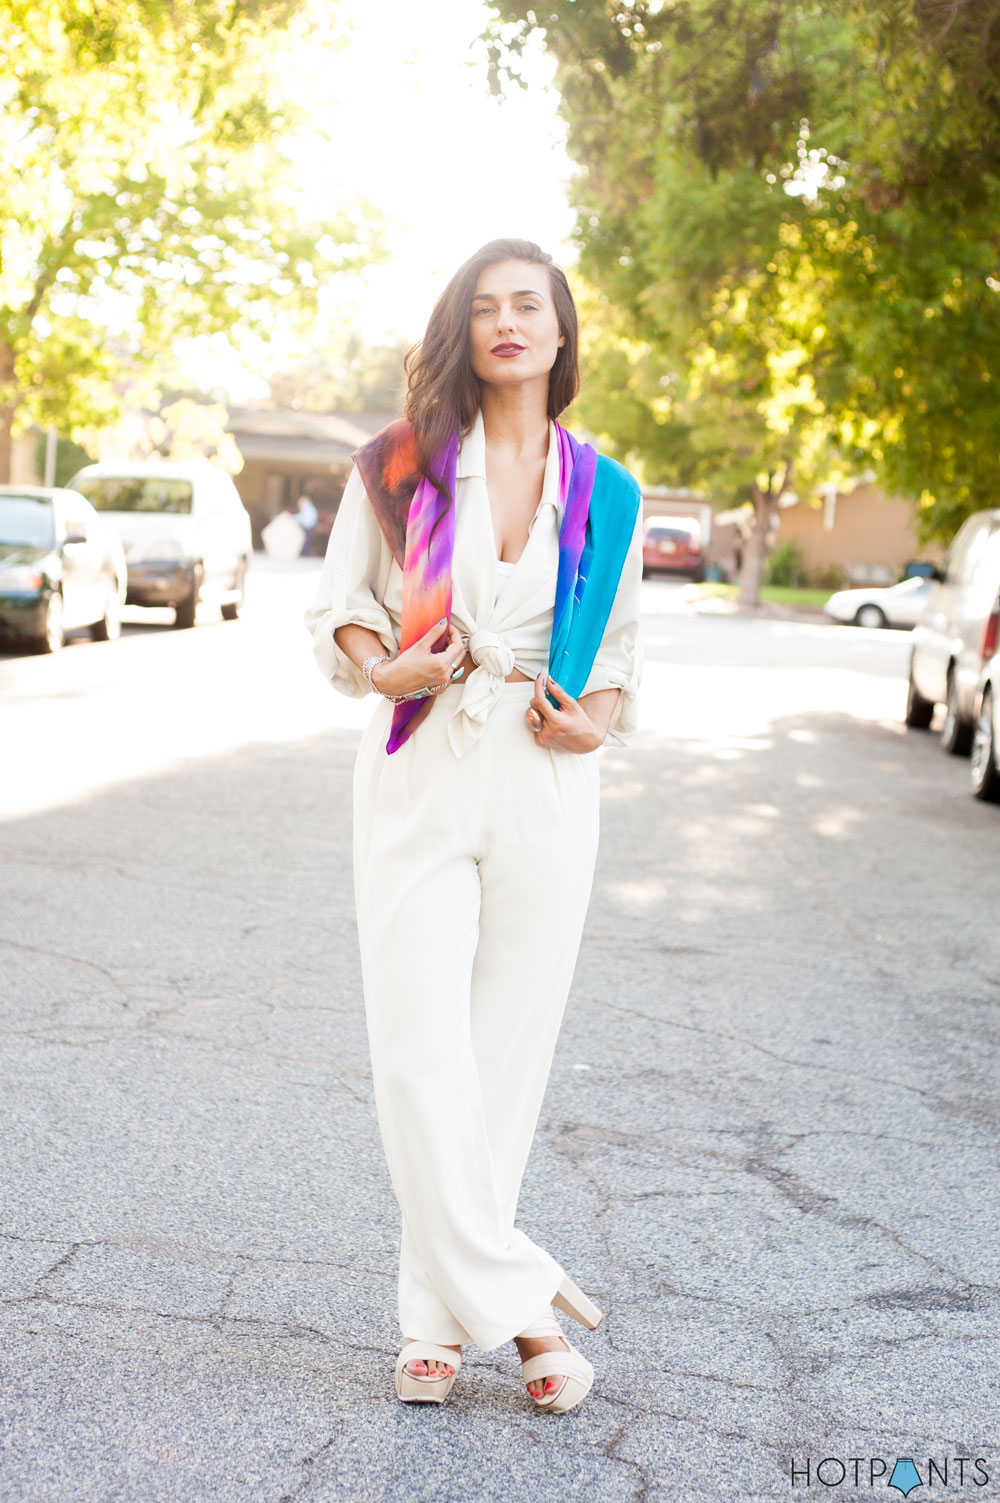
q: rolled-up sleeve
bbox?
[580,503,644,744]
[304,464,400,697]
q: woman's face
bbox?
[468,259,565,390]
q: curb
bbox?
[689,597,830,624]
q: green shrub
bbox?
[810,564,847,591]
[764,541,808,587]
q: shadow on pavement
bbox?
[1,710,997,1502]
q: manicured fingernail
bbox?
[438,616,447,625]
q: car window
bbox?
[0,497,56,548]
[73,476,194,515]
[972,527,1000,605]
[893,577,930,595]
[646,525,697,544]
[62,510,90,540]
[944,517,987,584]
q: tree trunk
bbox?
[0,339,15,485]
[737,484,775,607]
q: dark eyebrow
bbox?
[471,289,545,301]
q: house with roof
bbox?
[224,405,395,548]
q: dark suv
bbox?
[906,508,1000,754]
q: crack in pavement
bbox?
[589,995,1000,1120]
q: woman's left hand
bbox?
[525,675,604,753]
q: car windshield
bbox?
[647,526,696,543]
[0,497,56,548]
[894,577,930,594]
[74,477,194,515]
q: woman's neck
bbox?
[479,382,550,460]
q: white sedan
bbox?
[823,576,933,630]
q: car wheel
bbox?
[34,593,65,654]
[172,567,201,630]
[90,585,122,641]
[855,604,887,628]
[904,662,934,729]
[941,669,974,756]
[220,558,247,621]
[970,687,1000,801]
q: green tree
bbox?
[486,1,1000,596]
[807,1,1000,542]
[0,0,377,482]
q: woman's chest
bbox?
[485,452,548,563]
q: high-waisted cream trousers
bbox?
[352,680,601,1354]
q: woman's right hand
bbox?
[371,620,466,697]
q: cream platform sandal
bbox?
[518,1275,603,1416]
[394,1343,461,1404]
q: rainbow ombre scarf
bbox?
[353,418,639,755]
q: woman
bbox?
[305,238,643,1414]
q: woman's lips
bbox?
[491,344,525,357]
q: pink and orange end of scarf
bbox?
[354,425,458,755]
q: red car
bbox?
[642,518,705,581]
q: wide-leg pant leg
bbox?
[354,685,567,1353]
[468,687,601,1230]
[393,690,602,1347]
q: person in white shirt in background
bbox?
[295,493,319,556]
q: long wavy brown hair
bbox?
[403,238,579,504]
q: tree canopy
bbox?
[486,0,1000,589]
[0,0,377,480]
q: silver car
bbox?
[906,508,1000,754]
[0,486,126,653]
[68,460,251,629]
[824,576,933,629]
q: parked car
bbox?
[905,508,1000,753]
[970,593,1000,801]
[824,576,933,629]
[0,486,126,653]
[642,517,705,581]
[68,460,251,629]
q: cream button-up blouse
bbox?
[305,410,643,757]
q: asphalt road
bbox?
[1,560,998,1502]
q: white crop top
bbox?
[495,559,517,600]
